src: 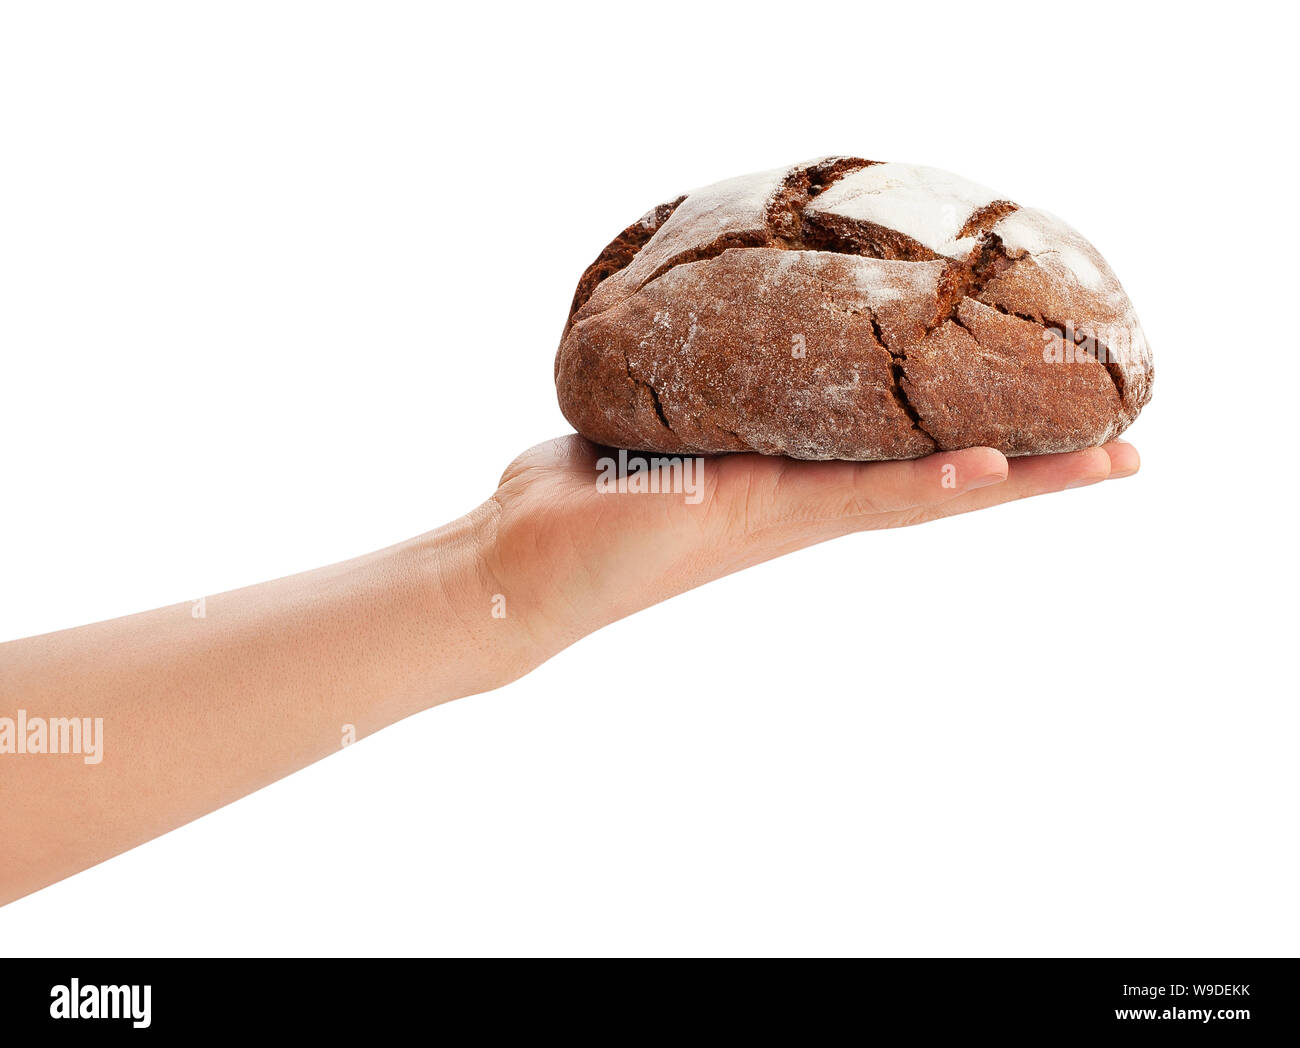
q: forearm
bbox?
[0,506,524,905]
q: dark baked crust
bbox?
[564,197,685,337]
[555,157,1153,459]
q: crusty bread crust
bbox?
[556,157,1153,459]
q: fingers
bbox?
[904,442,1136,525]
[721,445,1008,530]
[722,439,1141,548]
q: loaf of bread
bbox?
[554,157,1152,459]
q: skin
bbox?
[0,437,1138,906]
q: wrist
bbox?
[389,502,547,711]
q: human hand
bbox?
[474,437,1139,674]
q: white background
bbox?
[0,1,1294,957]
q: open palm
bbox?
[479,436,1137,657]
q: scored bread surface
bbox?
[555,157,1153,460]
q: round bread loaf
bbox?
[555,157,1153,460]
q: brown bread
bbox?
[555,157,1152,459]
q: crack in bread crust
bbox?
[631,158,881,295]
[866,309,937,448]
[928,234,1018,333]
[621,349,675,435]
[959,199,1019,238]
[927,234,1126,406]
[979,301,1126,404]
[801,264,941,452]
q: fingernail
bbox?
[969,472,1007,490]
[1104,441,1140,479]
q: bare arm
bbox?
[0,438,1137,905]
